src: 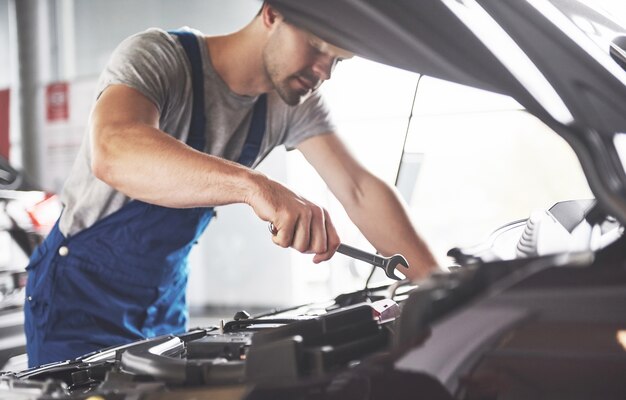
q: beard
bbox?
[264,62,316,106]
[278,76,314,106]
[276,74,321,106]
[262,35,320,106]
[271,75,310,106]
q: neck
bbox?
[205,22,273,97]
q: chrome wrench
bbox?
[268,222,408,280]
[336,243,408,281]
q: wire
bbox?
[393,74,423,187]
[364,264,377,289]
[365,74,422,290]
[365,75,423,289]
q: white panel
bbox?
[40,79,96,193]
[188,148,292,308]
[406,78,592,264]
[412,76,522,116]
[322,57,419,121]
[72,0,260,78]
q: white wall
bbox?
[187,150,293,308]
[0,0,9,88]
[407,77,592,264]
[72,0,260,79]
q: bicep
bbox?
[90,85,161,178]
[91,84,160,134]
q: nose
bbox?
[312,55,337,82]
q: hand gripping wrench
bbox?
[268,222,409,280]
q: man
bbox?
[24,3,437,367]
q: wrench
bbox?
[268,222,408,280]
[336,243,408,281]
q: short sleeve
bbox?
[95,28,188,115]
[282,92,337,150]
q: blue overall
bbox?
[24,31,268,367]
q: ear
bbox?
[261,4,283,28]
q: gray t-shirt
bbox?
[59,28,335,237]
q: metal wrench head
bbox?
[383,254,410,280]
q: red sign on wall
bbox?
[0,89,9,160]
[46,82,69,122]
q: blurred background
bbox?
[0,0,624,318]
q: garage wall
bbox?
[0,0,10,88]
[1,1,10,160]
[72,0,260,79]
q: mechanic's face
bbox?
[263,21,353,105]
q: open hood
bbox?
[268,0,626,223]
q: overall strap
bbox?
[237,94,267,167]
[170,30,267,167]
[169,30,206,152]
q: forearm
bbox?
[342,175,438,280]
[92,122,263,208]
[297,133,437,279]
[93,121,340,259]
[90,84,267,208]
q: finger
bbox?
[271,217,297,248]
[326,211,340,254]
[291,214,312,253]
[312,209,340,263]
[307,205,328,254]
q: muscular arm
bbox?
[298,133,438,280]
[91,84,339,260]
[91,85,262,208]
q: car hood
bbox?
[268,0,626,223]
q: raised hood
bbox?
[268,0,626,223]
